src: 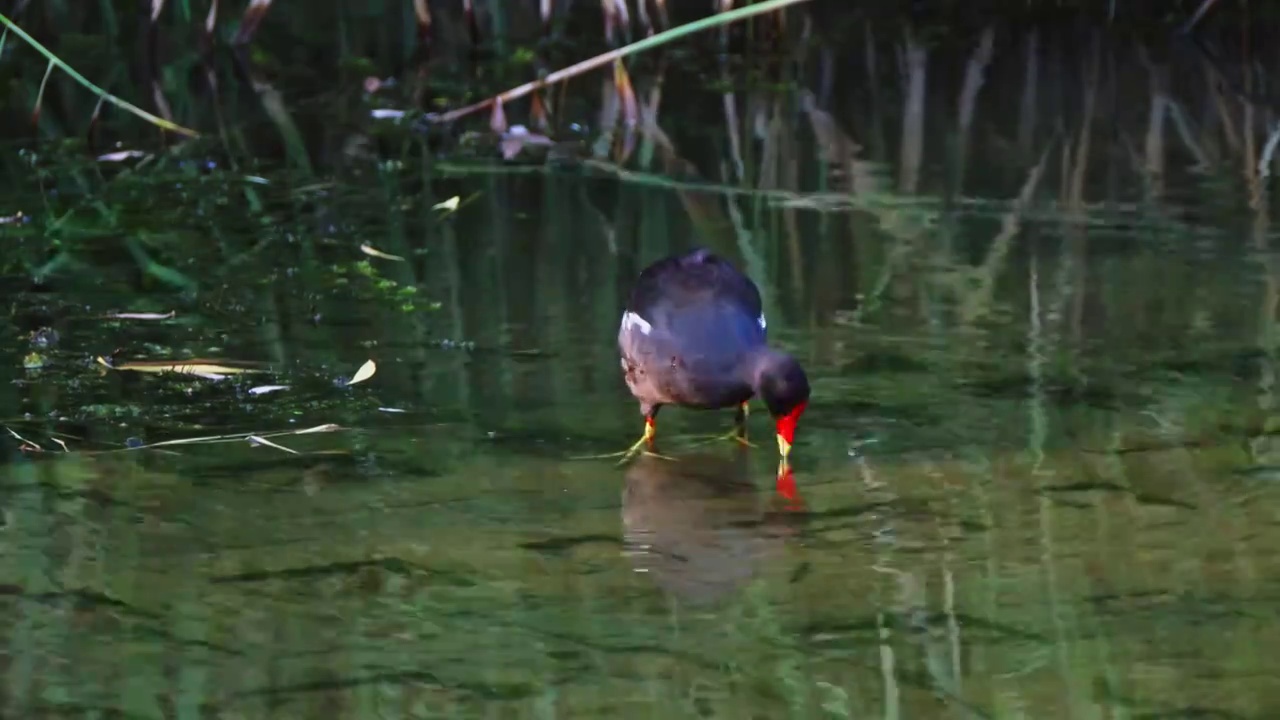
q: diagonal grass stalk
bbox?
[434,0,814,123]
[0,11,200,137]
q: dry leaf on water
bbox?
[433,196,461,212]
[346,359,377,385]
[247,435,299,454]
[105,311,175,320]
[4,426,44,452]
[124,424,344,451]
[359,243,406,261]
[248,385,290,395]
[295,423,342,434]
[97,150,149,162]
[96,356,266,378]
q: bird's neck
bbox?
[740,347,787,390]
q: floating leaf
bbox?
[346,359,377,386]
[432,196,461,212]
[4,426,43,452]
[248,385,290,395]
[97,150,149,162]
[104,310,175,320]
[123,423,344,451]
[97,356,266,376]
[247,435,298,454]
[359,243,406,261]
[295,423,342,434]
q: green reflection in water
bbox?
[5,11,1280,720]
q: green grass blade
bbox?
[0,11,200,137]
[436,0,814,123]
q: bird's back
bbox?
[626,248,765,351]
[629,249,761,318]
[618,249,767,409]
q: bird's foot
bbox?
[570,436,651,462]
[688,427,756,449]
[570,421,675,464]
[685,402,756,448]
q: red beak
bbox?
[774,401,807,459]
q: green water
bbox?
[4,9,1280,719]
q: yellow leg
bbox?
[572,415,673,463]
[688,401,756,449]
[616,416,657,462]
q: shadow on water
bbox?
[7,2,1280,718]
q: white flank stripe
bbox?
[758,314,767,331]
[622,311,652,335]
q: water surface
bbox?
[4,14,1280,720]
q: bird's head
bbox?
[750,349,810,462]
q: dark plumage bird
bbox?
[616,248,810,463]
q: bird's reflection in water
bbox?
[621,451,803,605]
